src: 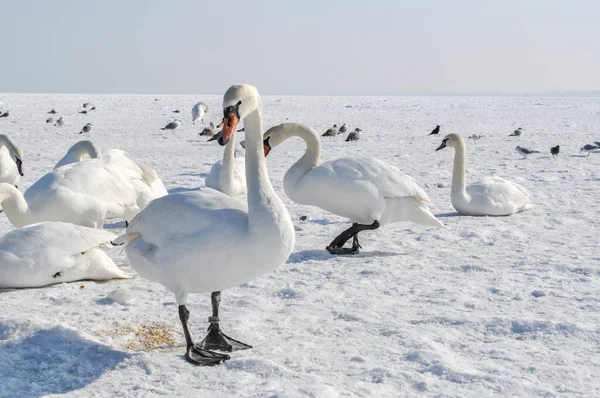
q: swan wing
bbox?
[466,177,530,212]
[0,222,126,288]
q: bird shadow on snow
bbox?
[0,327,130,397]
[435,211,461,218]
[288,249,403,263]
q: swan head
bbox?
[14,148,24,176]
[220,84,259,146]
[436,133,463,151]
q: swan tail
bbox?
[384,197,445,229]
[112,232,141,246]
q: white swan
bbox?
[0,134,24,187]
[0,222,128,289]
[436,133,531,216]
[205,130,246,196]
[263,123,443,254]
[0,155,158,228]
[191,101,209,124]
[113,84,295,366]
[53,140,102,170]
[53,142,168,215]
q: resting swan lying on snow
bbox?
[436,133,531,216]
[0,134,24,187]
[0,150,167,228]
[0,222,128,289]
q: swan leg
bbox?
[326,221,379,255]
[199,292,252,352]
[178,305,230,366]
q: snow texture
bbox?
[0,94,599,397]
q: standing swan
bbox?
[192,101,209,124]
[0,134,24,187]
[205,130,246,196]
[0,222,128,289]
[262,123,443,254]
[436,133,531,216]
[113,84,295,366]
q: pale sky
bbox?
[0,0,598,95]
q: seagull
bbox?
[429,125,440,135]
[594,141,600,147]
[339,124,348,134]
[0,111,9,118]
[79,123,93,134]
[172,109,181,113]
[468,134,483,141]
[82,103,92,109]
[49,109,57,114]
[55,117,64,127]
[79,109,88,114]
[322,124,339,138]
[580,144,599,156]
[550,145,560,157]
[46,118,54,124]
[515,146,540,159]
[198,122,216,137]
[509,127,523,137]
[192,102,209,124]
[345,128,361,142]
[161,119,181,131]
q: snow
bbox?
[1,93,599,397]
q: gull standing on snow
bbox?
[55,117,64,127]
[79,123,93,134]
[339,124,348,134]
[509,127,523,137]
[322,124,339,138]
[192,102,209,124]
[515,146,540,159]
[161,119,181,131]
[580,144,599,156]
[199,122,216,137]
[345,128,361,142]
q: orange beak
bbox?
[219,113,239,146]
[263,137,271,157]
[436,141,447,151]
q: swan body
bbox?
[436,133,531,216]
[0,153,164,228]
[115,84,294,365]
[0,222,128,289]
[264,123,442,229]
[192,102,209,124]
[0,134,24,186]
[53,140,102,170]
[205,131,246,196]
[54,142,167,211]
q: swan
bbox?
[53,142,168,215]
[0,154,161,228]
[0,222,128,289]
[262,123,443,254]
[192,101,209,124]
[113,84,295,366]
[436,133,531,216]
[0,134,24,187]
[205,130,246,196]
[53,140,102,170]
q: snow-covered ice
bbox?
[0,94,599,397]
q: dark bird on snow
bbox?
[429,125,440,135]
[509,127,523,136]
[322,124,339,137]
[79,123,93,134]
[198,122,216,137]
[49,109,57,114]
[515,146,540,158]
[550,145,560,157]
[345,128,361,142]
[339,123,348,134]
[0,111,9,118]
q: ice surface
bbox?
[0,94,599,397]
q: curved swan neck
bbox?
[220,131,236,186]
[75,141,102,160]
[0,135,19,160]
[0,184,31,227]
[451,138,468,198]
[283,123,321,187]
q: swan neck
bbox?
[220,131,236,184]
[0,185,31,227]
[284,124,321,191]
[0,136,18,159]
[451,141,468,196]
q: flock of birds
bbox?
[431,124,600,158]
[0,83,579,367]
